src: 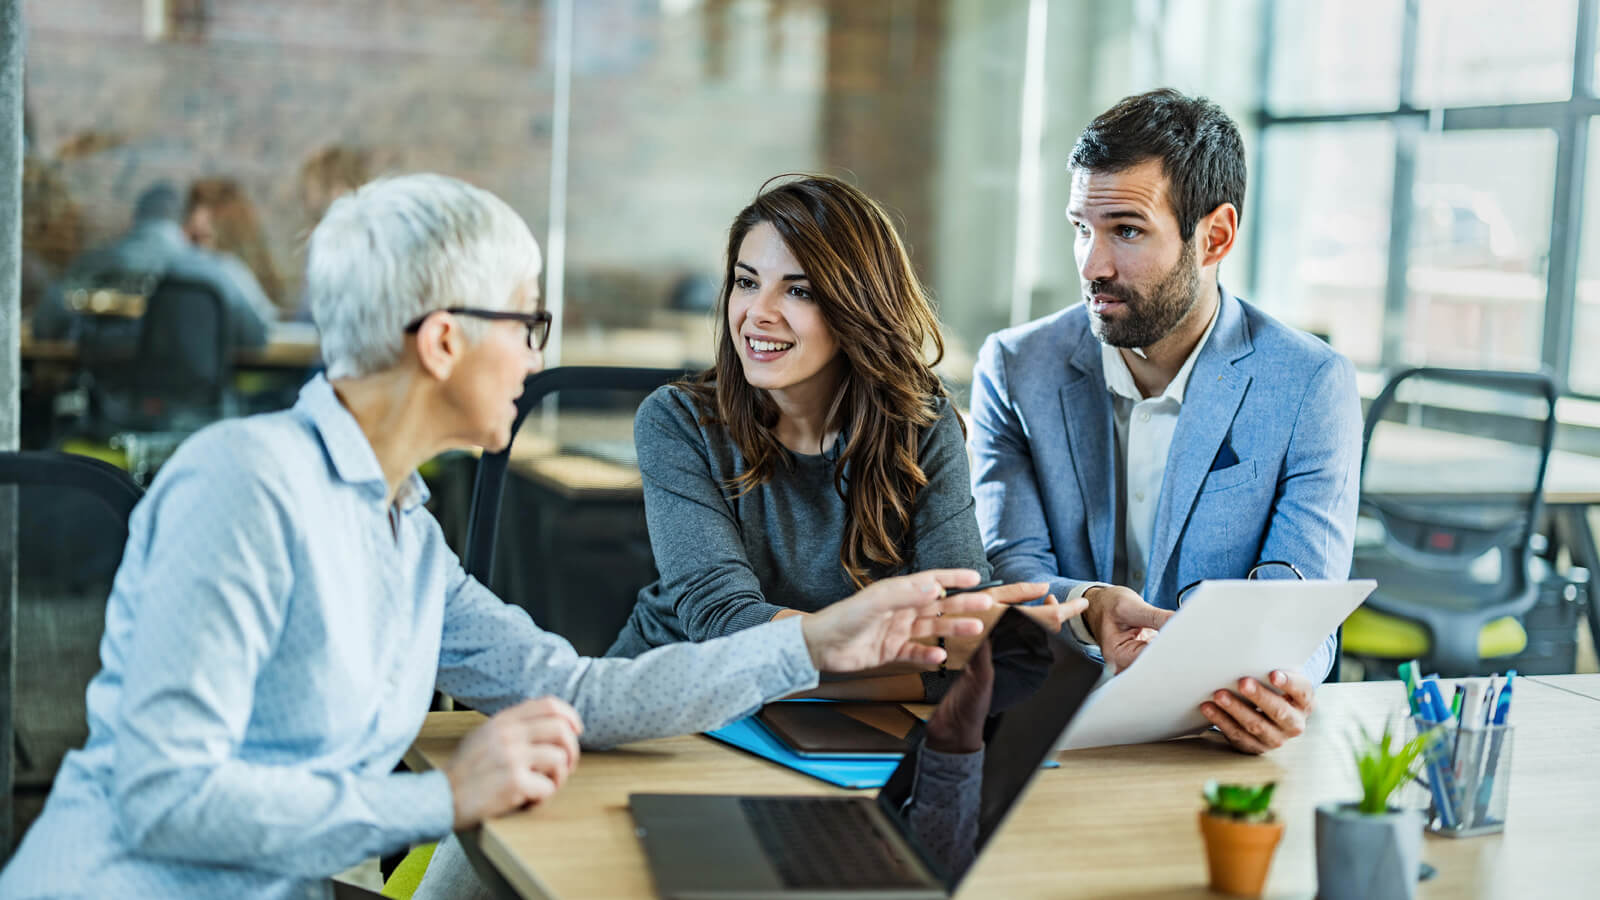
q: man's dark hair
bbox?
[1069,88,1245,242]
[132,181,182,224]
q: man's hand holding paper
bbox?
[1089,579,1319,754]
[1057,580,1372,753]
[1200,669,1316,754]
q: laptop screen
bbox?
[874,607,1104,890]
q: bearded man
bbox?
[969,88,1362,754]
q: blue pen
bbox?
[1475,670,1516,824]
[1492,670,1516,725]
[1418,680,1458,828]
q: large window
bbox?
[1572,124,1600,393]
[1255,0,1598,393]
[1405,129,1557,370]
[1265,1,1405,114]
[1255,123,1394,366]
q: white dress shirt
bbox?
[1067,302,1220,644]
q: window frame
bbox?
[1250,0,1599,397]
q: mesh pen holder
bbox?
[1409,715,1512,838]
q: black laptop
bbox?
[629,608,1104,898]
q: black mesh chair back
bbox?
[0,451,142,856]
[76,274,232,436]
[129,275,232,428]
[1353,367,1558,673]
[71,271,157,434]
[463,366,684,656]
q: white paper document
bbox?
[1057,579,1376,750]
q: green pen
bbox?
[1451,684,1463,720]
[1399,661,1420,714]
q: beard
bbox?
[1085,239,1201,349]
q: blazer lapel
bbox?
[1147,292,1254,592]
[1059,331,1117,581]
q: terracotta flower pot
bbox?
[1198,810,1285,898]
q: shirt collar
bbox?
[295,375,432,511]
[1100,288,1222,406]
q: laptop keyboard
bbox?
[739,796,930,890]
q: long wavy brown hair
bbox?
[184,177,285,309]
[682,174,953,588]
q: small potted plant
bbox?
[1198,780,1282,898]
[1315,720,1432,900]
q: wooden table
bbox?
[19,320,321,369]
[407,677,1600,899]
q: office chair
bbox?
[1343,367,1558,677]
[0,451,143,857]
[69,275,234,482]
[464,365,686,653]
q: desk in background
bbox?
[486,413,650,656]
[19,319,323,370]
[407,677,1600,899]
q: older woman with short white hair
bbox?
[0,174,995,900]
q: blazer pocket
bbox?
[1200,459,1257,494]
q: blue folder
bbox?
[705,716,901,789]
[706,711,1062,790]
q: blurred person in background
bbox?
[299,145,374,228]
[33,181,271,350]
[20,156,85,317]
[291,145,375,320]
[185,176,287,318]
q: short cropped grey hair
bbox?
[307,173,542,378]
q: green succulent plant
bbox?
[1350,718,1433,816]
[1202,780,1278,824]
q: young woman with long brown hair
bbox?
[606,175,1079,698]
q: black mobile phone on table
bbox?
[755,702,922,759]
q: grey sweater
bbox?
[606,385,991,657]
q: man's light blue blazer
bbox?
[969,287,1362,681]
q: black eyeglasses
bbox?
[1175,560,1305,608]
[404,306,552,351]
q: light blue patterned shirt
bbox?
[0,376,819,899]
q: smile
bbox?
[746,337,795,353]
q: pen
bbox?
[1415,684,1457,828]
[1475,671,1516,825]
[1423,679,1452,726]
[1492,670,1516,726]
[1453,681,1486,826]
[1451,684,1463,720]
[1399,661,1420,715]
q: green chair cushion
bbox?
[1343,606,1528,660]
[380,842,436,900]
[58,438,129,472]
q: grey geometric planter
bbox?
[1314,803,1423,900]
